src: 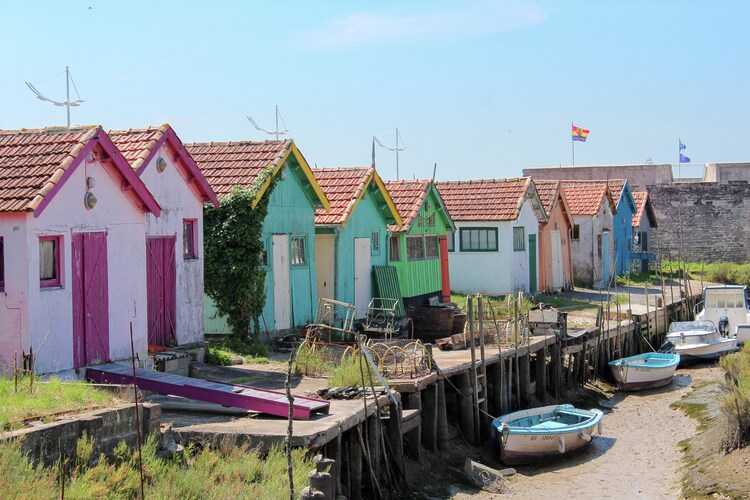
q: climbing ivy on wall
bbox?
[203,168,278,349]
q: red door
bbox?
[72,232,110,368]
[146,236,177,346]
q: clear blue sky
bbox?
[2,1,748,181]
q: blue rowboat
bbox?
[492,404,604,465]
[608,352,680,391]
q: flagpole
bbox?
[571,122,575,165]
[678,138,681,179]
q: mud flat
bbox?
[452,364,725,499]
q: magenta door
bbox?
[72,232,110,368]
[146,236,177,346]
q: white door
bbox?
[354,238,372,318]
[551,230,564,290]
[315,234,335,302]
[272,234,291,330]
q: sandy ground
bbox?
[450,363,725,500]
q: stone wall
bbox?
[523,164,673,191]
[2,403,161,467]
[647,182,750,263]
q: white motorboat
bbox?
[491,404,604,465]
[665,320,738,363]
[694,285,750,345]
[608,352,681,391]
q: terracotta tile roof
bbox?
[533,179,561,214]
[109,125,168,170]
[0,126,98,212]
[436,178,530,221]
[608,179,626,201]
[313,167,374,225]
[632,191,653,227]
[560,180,612,216]
[383,179,432,231]
[110,125,219,207]
[184,139,293,197]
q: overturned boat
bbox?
[492,404,604,465]
[665,320,738,363]
[608,352,680,391]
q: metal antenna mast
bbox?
[25,66,84,127]
[373,128,406,180]
[247,105,289,140]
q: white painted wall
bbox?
[448,201,539,295]
[139,144,205,345]
[570,201,614,289]
[14,152,148,374]
[0,213,29,374]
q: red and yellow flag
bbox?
[572,125,590,142]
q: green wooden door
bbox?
[528,234,537,294]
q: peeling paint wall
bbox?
[570,202,614,289]
[0,213,29,373]
[139,144,205,345]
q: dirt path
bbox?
[452,364,725,499]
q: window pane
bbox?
[479,230,488,250]
[513,227,525,251]
[487,230,497,250]
[447,231,454,251]
[260,239,268,267]
[407,236,424,261]
[389,236,401,261]
[291,237,306,265]
[40,239,57,280]
[183,220,195,257]
[470,230,479,250]
[425,235,439,258]
[371,231,379,253]
[0,238,4,284]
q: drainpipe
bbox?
[439,235,451,303]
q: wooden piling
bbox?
[387,403,405,482]
[367,416,381,481]
[349,428,363,500]
[436,380,449,451]
[422,383,438,452]
[550,341,561,402]
[534,347,547,404]
[519,353,531,408]
[455,372,475,444]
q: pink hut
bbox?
[0,126,160,375]
[110,125,219,348]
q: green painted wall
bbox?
[389,187,451,299]
[205,161,319,335]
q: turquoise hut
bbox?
[186,139,330,335]
[608,179,637,275]
[313,167,403,318]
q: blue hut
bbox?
[313,167,402,318]
[187,139,330,335]
[608,179,637,275]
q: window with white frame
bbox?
[460,228,498,252]
[291,236,307,265]
[183,219,197,259]
[512,227,525,251]
[39,235,62,287]
[407,235,424,261]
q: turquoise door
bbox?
[528,234,537,294]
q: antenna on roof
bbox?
[25,66,84,127]
[247,105,289,140]
[374,128,406,180]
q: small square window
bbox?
[407,235,425,261]
[572,224,580,241]
[40,236,62,288]
[425,235,439,259]
[371,231,380,254]
[513,227,525,251]
[183,219,197,259]
[389,235,401,261]
[291,237,307,266]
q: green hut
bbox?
[383,180,455,307]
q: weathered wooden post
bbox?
[436,380,449,451]
[455,372,475,444]
[422,382,438,452]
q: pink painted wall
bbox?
[1,144,149,375]
[138,143,205,345]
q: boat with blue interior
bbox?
[492,404,604,465]
[608,352,680,391]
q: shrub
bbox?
[205,345,233,366]
[720,349,750,452]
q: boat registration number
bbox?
[529,435,555,441]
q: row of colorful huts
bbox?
[0,126,656,375]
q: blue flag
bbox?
[679,140,686,152]
[679,153,690,163]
